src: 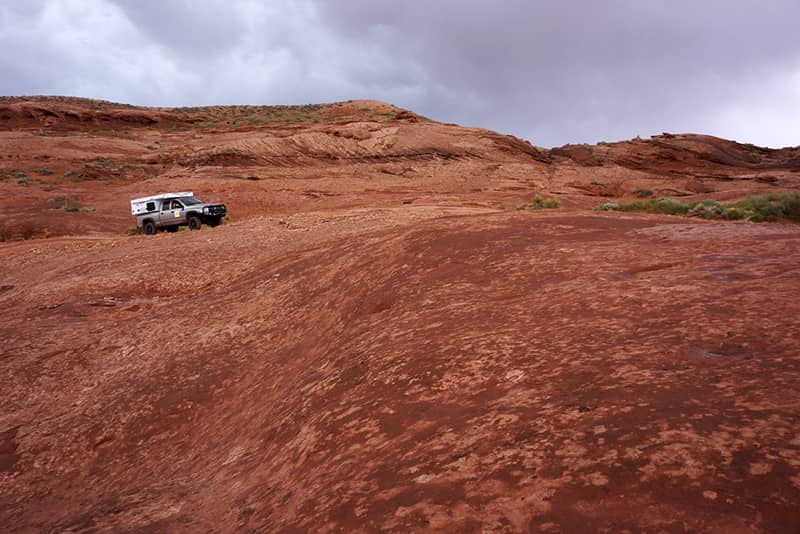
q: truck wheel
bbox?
[188,216,202,231]
[143,221,157,235]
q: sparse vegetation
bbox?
[35,167,55,176]
[5,171,30,184]
[59,169,81,182]
[520,194,561,210]
[47,196,94,212]
[633,188,653,198]
[65,206,95,213]
[594,192,800,222]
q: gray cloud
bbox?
[1,0,799,147]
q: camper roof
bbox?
[130,192,194,205]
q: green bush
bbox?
[688,200,723,219]
[633,188,653,198]
[521,194,561,210]
[613,198,690,215]
[721,207,747,220]
[595,192,800,222]
[35,167,54,176]
[781,194,800,220]
[734,193,799,222]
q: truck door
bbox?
[170,199,187,224]
[158,199,178,227]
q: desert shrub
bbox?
[125,227,140,235]
[48,196,93,212]
[521,194,561,210]
[633,188,653,198]
[612,198,691,215]
[35,167,54,176]
[720,207,747,220]
[732,193,800,222]
[688,200,723,219]
[64,206,94,213]
[60,169,82,182]
[780,193,800,221]
[595,192,800,222]
[735,194,783,222]
[594,202,619,211]
[16,176,28,185]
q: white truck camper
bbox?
[130,192,194,215]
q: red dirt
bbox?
[1,97,799,532]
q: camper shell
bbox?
[131,192,226,234]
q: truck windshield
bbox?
[182,197,203,205]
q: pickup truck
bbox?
[131,192,226,235]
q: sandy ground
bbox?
[1,97,800,532]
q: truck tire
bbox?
[188,216,202,231]
[143,221,157,235]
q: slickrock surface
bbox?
[1,97,799,532]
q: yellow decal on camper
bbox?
[174,211,180,218]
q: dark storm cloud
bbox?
[108,2,240,56]
[1,0,799,146]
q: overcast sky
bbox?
[1,0,799,147]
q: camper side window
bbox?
[161,200,172,210]
[146,202,156,212]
